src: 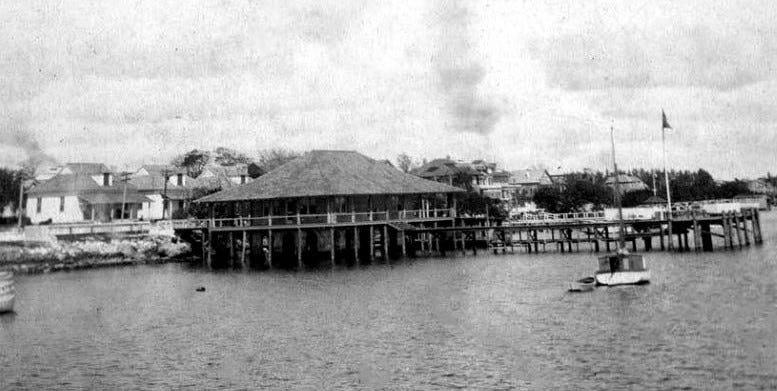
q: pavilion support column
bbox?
[434,222,440,251]
[241,230,247,269]
[400,230,406,257]
[353,227,360,265]
[330,228,336,267]
[369,226,375,263]
[605,227,610,252]
[267,230,273,269]
[206,229,213,269]
[383,225,389,262]
[297,229,303,269]
[229,232,235,268]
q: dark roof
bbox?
[197,150,464,202]
[412,159,480,178]
[63,163,112,175]
[641,195,667,205]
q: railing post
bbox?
[268,214,272,227]
[369,211,373,221]
[297,212,301,226]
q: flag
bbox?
[662,110,672,130]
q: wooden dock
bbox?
[172,208,764,269]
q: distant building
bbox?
[411,159,483,188]
[604,174,649,194]
[130,165,198,220]
[199,164,252,188]
[509,169,553,200]
[745,179,777,196]
[26,164,150,224]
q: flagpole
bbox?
[662,120,673,251]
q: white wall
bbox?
[138,194,164,220]
[26,195,85,224]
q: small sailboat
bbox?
[594,126,651,286]
[0,271,15,313]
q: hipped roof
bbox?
[197,150,464,202]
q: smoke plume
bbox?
[0,114,57,170]
[434,0,500,135]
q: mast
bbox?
[610,125,626,250]
[662,123,673,251]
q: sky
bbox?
[1,0,776,179]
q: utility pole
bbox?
[17,171,26,228]
[120,172,130,220]
[162,168,170,220]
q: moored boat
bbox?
[594,253,651,286]
[0,271,15,314]
[568,276,596,292]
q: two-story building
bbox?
[25,163,150,224]
[130,165,198,220]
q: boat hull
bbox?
[0,293,14,313]
[568,276,596,292]
[595,270,651,286]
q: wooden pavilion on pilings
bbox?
[194,150,465,269]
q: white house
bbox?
[26,171,149,224]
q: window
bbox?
[240,175,246,184]
[103,173,110,186]
[59,196,65,212]
[176,173,183,186]
[36,197,42,213]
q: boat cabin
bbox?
[597,254,647,273]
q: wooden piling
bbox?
[229,232,235,268]
[241,230,247,268]
[354,227,360,264]
[383,225,389,262]
[297,229,303,269]
[369,226,375,262]
[330,228,336,266]
[734,213,743,248]
[267,231,273,268]
[743,211,751,245]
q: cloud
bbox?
[535,24,777,91]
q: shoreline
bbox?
[0,235,193,275]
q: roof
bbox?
[412,159,480,178]
[137,164,186,176]
[27,174,147,203]
[509,169,552,185]
[641,195,667,205]
[62,163,112,175]
[128,175,195,199]
[197,150,464,202]
[79,193,151,204]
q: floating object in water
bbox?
[0,271,15,314]
[196,287,206,292]
[568,276,596,292]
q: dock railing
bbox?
[175,208,455,229]
[510,212,606,225]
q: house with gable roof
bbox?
[25,163,150,224]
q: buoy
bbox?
[196,287,206,292]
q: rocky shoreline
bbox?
[0,235,193,275]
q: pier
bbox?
[172,207,764,269]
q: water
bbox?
[2,214,776,390]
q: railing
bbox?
[509,212,606,225]
[42,221,152,236]
[171,208,454,229]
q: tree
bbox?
[213,147,252,166]
[396,153,414,173]
[255,149,301,175]
[171,149,210,178]
[533,186,563,213]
